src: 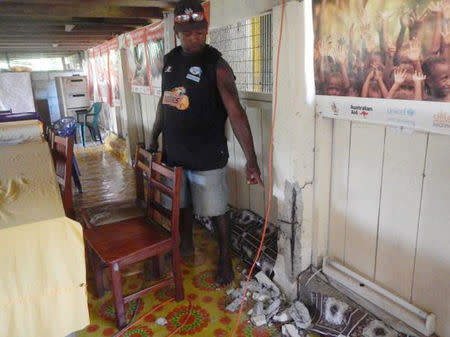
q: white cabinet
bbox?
[55,76,89,117]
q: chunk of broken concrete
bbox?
[282,324,301,337]
[255,271,281,297]
[226,297,245,313]
[273,311,291,323]
[251,314,267,327]
[155,317,168,326]
[289,301,311,329]
[264,298,281,319]
[252,291,271,302]
[252,301,264,316]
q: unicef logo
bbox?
[407,109,415,117]
[189,66,202,76]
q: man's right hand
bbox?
[148,139,159,153]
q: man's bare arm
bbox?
[216,58,262,185]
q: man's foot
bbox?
[216,256,234,286]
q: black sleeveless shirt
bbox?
[161,45,229,171]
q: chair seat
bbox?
[84,217,172,265]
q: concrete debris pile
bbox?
[226,271,312,336]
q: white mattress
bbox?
[0,120,42,145]
[0,140,65,228]
[0,72,35,113]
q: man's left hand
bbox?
[246,161,263,186]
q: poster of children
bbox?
[313,0,450,135]
[146,22,165,96]
[125,28,150,94]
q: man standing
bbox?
[149,0,262,285]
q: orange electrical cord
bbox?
[229,0,286,336]
[116,298,173,337]
[166,299,193,337]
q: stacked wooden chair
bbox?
[47,128,74,218]
[82,145,184,329]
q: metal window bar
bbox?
[210,13,272,94]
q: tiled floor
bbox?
[74,145,280,337]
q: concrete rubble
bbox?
[155,317,168,326]
[226,271,312,336]
[282,324,301,337]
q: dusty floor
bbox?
[73,144,281,337]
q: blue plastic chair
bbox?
[76,102,103,147]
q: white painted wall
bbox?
[320,119,450,336]
[31,70,83,122]
[210,0,280,29]
[271,1,316,300]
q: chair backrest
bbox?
[134,145,152,204]
[91,102,102,126]
[52,134,74,218]
[134,145,182,242]
[47,126,55,145]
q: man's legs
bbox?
[213,213,234,285]
[179,206,194,256]
[188,167,233,285]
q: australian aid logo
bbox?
[433,112,450,129]
[350,104,373,118]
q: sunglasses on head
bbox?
[175,12,205,24]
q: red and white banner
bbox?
[87,49,95,101]
[202,0,210,25]
[88,21,166,98]
[108,37,121,107]
[125,27,151,94]
[146,22,164,96]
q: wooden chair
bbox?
[48,131,74,218]
[83,146,184,329]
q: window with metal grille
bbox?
[210,13,272,94]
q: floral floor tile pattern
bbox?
[74,145,281,337]
[78,226,279,337]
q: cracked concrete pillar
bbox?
[271,1,315,300]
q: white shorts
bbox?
[162,166,228,217]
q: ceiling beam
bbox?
[0,48,91,52]
[0,25,133,34]
[0,16,152,26]
[0,38,109,44]
[0,0,176,8]
[0,32,121,38]
[0,3,164,19]
[0,43,98,47]
[4,51,83,58]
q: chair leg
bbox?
[89,247,104,298]
[110,263,127,330]
[80,125,86,147]
[88,126,96,142]
[171,248,184,302]
[97,126,103,144]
